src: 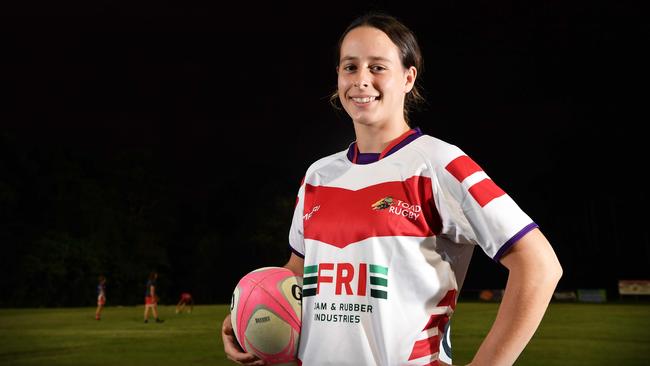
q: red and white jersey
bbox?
[289,129,536,366]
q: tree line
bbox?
[0,131,295,307]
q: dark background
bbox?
[1,1,648,306]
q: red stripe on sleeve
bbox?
[468,178,506,207]
[445,155,482,182]
[408,335,440,360]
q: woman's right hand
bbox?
[221,313,266,365]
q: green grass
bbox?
[0,303,648,365]
[452,302,650,365]
[0,305,228,365]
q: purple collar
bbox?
[346,127,423,165]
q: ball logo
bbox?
[255,316,271,323]
[292,284,302,302]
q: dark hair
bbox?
[330,12,426,123]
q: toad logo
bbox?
[372,196,421,221]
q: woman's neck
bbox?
[353,120,411,153]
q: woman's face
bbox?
[337,26,415,126]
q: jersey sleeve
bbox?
[432,145,537,261]
[288,176,306,258]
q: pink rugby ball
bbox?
[230,266,302,365]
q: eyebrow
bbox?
[340,56,393,63]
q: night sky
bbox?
[2,2,648,304]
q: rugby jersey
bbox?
[289,128,536,365]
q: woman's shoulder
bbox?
[304,148,349,173]
[414,133,457,148]
[411,134,467,166]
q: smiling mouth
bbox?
[350,96,379,104]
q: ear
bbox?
[404,66,417,93]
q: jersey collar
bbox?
[347,127,423,165]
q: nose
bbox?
[353,68,370,88]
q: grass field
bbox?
[0,302,648,365]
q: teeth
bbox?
[352,96,376,103]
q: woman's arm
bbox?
[469,228,562,366]
[284,252,304,276]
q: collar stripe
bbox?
[347,127,423,164]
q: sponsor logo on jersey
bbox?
[302,262,388,300]
[371,196,393,210]
[372,196,422,221]
[303,205,320,220]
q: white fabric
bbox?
[289,135,534,365]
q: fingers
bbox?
[226,352,266,366]
[224,335,266,365]
[222,314,266,365]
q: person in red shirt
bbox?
[144,271,163,323]
[175,292,194,314]
[95,275,106,320]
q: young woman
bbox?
[222,12,562,366]
[144,271,164,323]
[95,275,106,320]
